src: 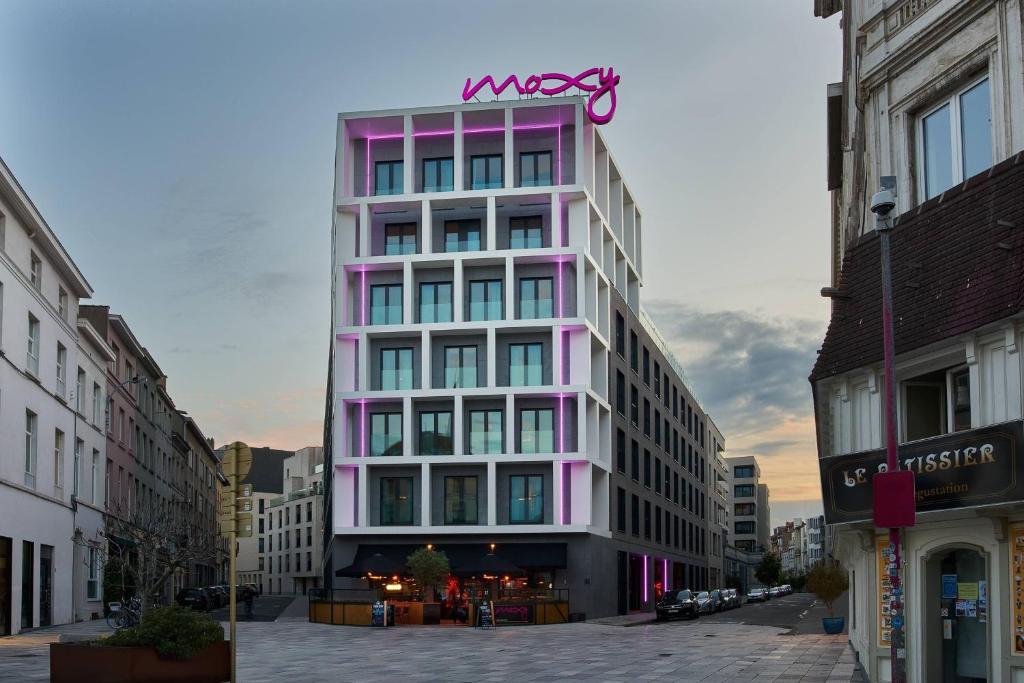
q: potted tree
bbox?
[807,562,849,634]
[51,606,229,682]
[407,548,451,625]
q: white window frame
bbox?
[92,449,100,504]
[73,438,82,497]
[58,287,68,321]
[54,429,65,491]
[30,251,42,290]
[56,342,67,398]
[916,75,993,201]
[87,546,99,600]
[25,410,38,487]
[26,313,40,376]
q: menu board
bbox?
[478,601,494,629]
[877,536,892,647]
[1011,523,1024,653]
[372,601,386,627]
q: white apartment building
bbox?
[264,447,323,595]
[725,455,770,553]
[0,156,106,634]
[325,97,724,618]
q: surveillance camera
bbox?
[871,189,896,217]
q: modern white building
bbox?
[0,156,106,634]
[264,446,323,595]
[324,96,724,619]
[725,455,770,553]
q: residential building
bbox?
[771,519,805,574]
[0,155,98,634]
[323,96,725,618]
[813,1,1024,679]
[222,446,292,592]
[264,447,324,595]
[173,415,223,587]
[725,455,770,553]
[804,514,830,566]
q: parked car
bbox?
[768,586,782,598]
[175,587,210,611]
[696,590,723,614]
[722,588,741,610]
[779,584,792,595]
[747,587,769,603]
[656,589,699,621]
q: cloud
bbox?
[645,302,825,503]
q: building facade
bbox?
[813,0,1024,680]
[324,97,725,618]
[725,455,770,553]
[264,446,324,595]
[0,156,99,634]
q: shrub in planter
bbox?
[103,606,224,660]
[807,562,849,634]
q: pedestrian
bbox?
[244,587,254,619]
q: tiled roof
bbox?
[810,152,1024,382]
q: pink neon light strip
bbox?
[663,558,669,591]
[643,555,649,603]
[361,401,367,457]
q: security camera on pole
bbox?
[870,177,915,683]
[219,442,253,683]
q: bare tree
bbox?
[99,496,219,615]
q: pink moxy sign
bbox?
[462,67,620,125]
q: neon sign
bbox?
[462,67,620,125]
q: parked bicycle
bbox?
[106,595,142,630]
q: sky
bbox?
[0,0,841,528]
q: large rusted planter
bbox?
[50,640,230,683]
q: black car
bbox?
[176,587,210,611]
[721,588,741,610]
[656,589,699,621]
[696,590,721,614]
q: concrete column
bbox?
[358,335,369,392]
[402,396,413,456]
[403,115,414,194]
[505,394,515,455]
[453,259,464,323]
[421,462,431,526]
[504,107,514,189]
[453,395,464,455]
[486,328,497,388]
[504,258,515,321]
[420,199,432,254]
[551,191,561,248]
[420,330,431,390]
[359,204,370,258]
[487,461,497,526]
[552,461,563,526]
[358,463,369,527]
[486,195,497,252]
[453,111,464,192]
[403,261,414,325]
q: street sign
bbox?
[220,441,254,683]
[222,442,253,483]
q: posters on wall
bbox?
[1011,523,1024,654]
[877,536,892,647]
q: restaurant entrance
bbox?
[925,546,988,682]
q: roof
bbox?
[810,152,1024,382]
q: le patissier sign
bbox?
[462,68,620,125]
[820,420,1024,524]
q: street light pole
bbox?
[873,182,907,683]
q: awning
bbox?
[334,552,406,578]
[340,542,566,576]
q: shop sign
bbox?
[462,68,621,125]
[1010,524,1024,653]
[820,421,1024,524]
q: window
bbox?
[25,410,37,486]
[654,457,662,494]
[419,282,453,323]
[643,450,651,488]
[519,408,553,454]
[630,386,639,425]
[615,313,625,357]
[509,216,543,249]
[629,331,638,371]
[509,475,543,523]
[54,429,64,491]
[374,160,403,196]
[642,347,650,385]
[509,343,543,386]
[76,368,85,413]
[370,284,402,324]
[422,157,454,192]
[380,477,414,525]
[444,220,482,252]
[384,223,416,255]
[616,487,626,532]
[58,287,68,321]
[519,277,553,319]
[519,151,552,187]
[26,314,40,376]
[30,252,42,290]
[471,154,503,189]
[733,465,755,479]
[56,343,67,397]
[655,505,662,543]
[444,345,477,388]
[644,500,651,539]
[615,371,625,415]
[734,503,756,516]
[468,279,502,321]
[369,413,402,456]
[469,409,503,454]
[616,429,626,473]
[735,521,756,535]
[920,77,991,200]
[734,484,755,498]
[87,547,99,600]
[631,494,640,536]
[901,366,971,441]
[92,383,101,425]
[379,348,414,390]
[444,476,478,524]
[419,411,453,455]
[643,399,651,437]
[73,439,83,496]
[653,361,661,396]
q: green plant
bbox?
[406,548,450,601]
[103,606,224,660]
[806,563,849,617]
[754,552,782,588]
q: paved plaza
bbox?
[0,596,863,682]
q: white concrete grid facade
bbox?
[726,455,769,554]
[263,447,324,595]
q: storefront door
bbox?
[0,537,10,636]
[40,545,53,628]
[927,548,988,682]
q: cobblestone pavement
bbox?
[0,614,863,682]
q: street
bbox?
[0,593,863,682]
